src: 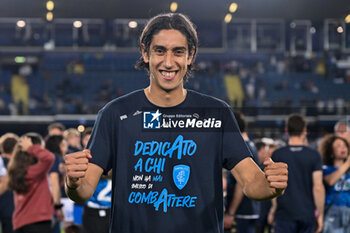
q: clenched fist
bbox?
[64,149,92,188]
[264,157,288,196]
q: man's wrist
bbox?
[227,211,235,217]
[65,176,78,190]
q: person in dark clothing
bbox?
[45,135,67,232]
[269,114,325,233]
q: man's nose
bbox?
[164,52,174,68]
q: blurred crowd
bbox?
[0,115,349,232]
[0,122,111,233]
[221,115,350,233]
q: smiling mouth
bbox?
[160,70,177,80]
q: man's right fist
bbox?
[65,149,92,187]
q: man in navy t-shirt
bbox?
[64,13,288,233]
[269,114,325,233]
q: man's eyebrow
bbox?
[172,46,187,51]
[151,45,187,51]
[152,45,166,50]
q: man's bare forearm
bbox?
[231,157,287,201]
[243,169,278,200]
[65,176,95,204]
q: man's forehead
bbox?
[150,29,188,48]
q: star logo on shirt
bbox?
[143,110,162,129]
[151,110,162,122]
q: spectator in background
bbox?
[48,122,66,136]
[319,135,350,233]
[64,128,82,153]
[81,127,111,233]
[0,134,18,233]
[11,66,31,115]
[268,114,325,233]
[334,120,350,144]
[64,128,83,226]
[255,138,283,233]
[224,112,260,233]
[81,128,92,149]
[0,156,7,194]
[255,139,272,233]
[45,135,67,233]
[7,134,54,233]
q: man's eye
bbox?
[155,49,165,54]
[174,50,185,55]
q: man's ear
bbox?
[187,47,195,66]
[141,44,149,63]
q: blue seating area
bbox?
[263,72,350,104]
[0,51,349,115]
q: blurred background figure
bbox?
[7,134,54,233]
[64,128,82,153]
[10,66,31,115]
[63,128,84,226]
[334,120,350,144]
[48,123,66,136]
[0,156,7,194]
[224,111,260,233]
[81,127,111,233]
[269,114,325,233]
[319,135,350,233]
[0,133,18,233]
[45,134,67,232]
[255,138,273,233]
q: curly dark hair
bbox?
[7,144,37,193]
[135,13,198,82]
[319,134,350,166]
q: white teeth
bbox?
[161,71,176,77]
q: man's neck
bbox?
[145,86,187,107]
[288,136,305,146]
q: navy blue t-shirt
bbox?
[88,89,251,233]
[49,153,61,174]
[271,145,322,221]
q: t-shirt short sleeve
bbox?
[323,165,337,176]
[0,157,7,176]
[312,151,323,172]
[222,106,252,170]
[49,154,60,173]
[87,107,115,174]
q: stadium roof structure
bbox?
[0,0,349,21]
